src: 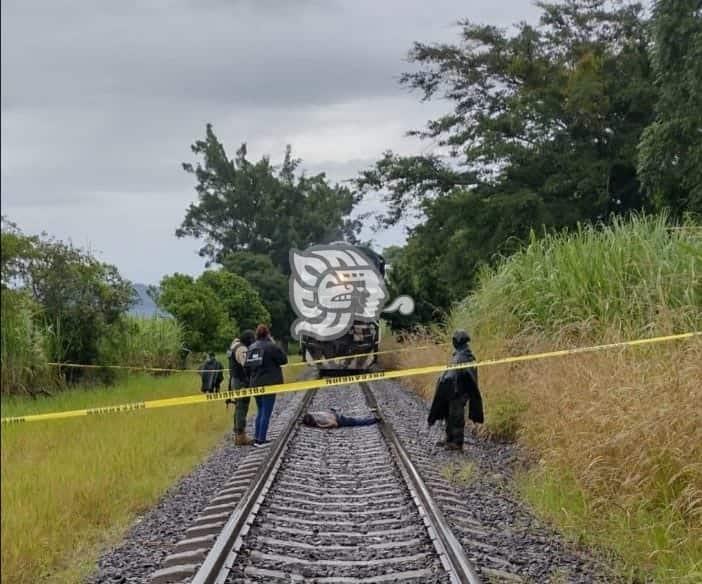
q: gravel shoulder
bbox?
[371,379,620,584]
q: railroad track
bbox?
[150,381,482,584]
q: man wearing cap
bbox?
[227,330,256,445]
[428,330,484,450]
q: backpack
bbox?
[245,345,264,374]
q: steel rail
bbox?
[192,380,481,584]
[361,382,483,584]
[191,389,314,584]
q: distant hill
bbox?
[128,283,172,318]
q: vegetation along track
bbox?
[150,381,487,584]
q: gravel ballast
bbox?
[225,385,451,583]
[87,377,620,584]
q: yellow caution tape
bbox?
[45,342,451,373]
[4,332,699,426]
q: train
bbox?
[298,244,385,373]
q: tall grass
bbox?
[464,214,701,341]
[383,215,702,582]
[1,373,231,584]
[1,351,307,583]
[0,290,55,395]
[98,316,184,370]
[1,303,185,394]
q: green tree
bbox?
[1,218,134,374]
[638,0,702,217]
[220,251,292,339]
[381,245,404,268]
[381,243,446,329]
[197,269,270,332]
[157,273,235,353]
[157,269,270,352]
[1,217,37,288]
[177,125,361,272]
[355,0,656,320]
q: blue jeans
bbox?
[336,414,377,427]
[254,394,276,442]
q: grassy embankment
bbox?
[381,216,701,582]
[1,355,304,584]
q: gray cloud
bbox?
[2,0,540,283]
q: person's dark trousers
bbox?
[230,377,250,434]
[233,397,250,433]
[446,395,468,445]
[336,414,377,427]
[254,394,276,442]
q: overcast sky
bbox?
[2,0,540,284]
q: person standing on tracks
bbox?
[245,324,288,447]
[200,352,224,393]
[227,329,256,445]
[428,330,484,450]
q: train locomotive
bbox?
[297,245,385,373]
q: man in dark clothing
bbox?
[428,330,484,450]
[227,330,256,446]
[200,353,224,393]
[302,409,381,428]
[246,324,288,446]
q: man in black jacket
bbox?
[200,353,224,393]
[428,330,484,450]
[245,324,288,446]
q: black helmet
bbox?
[452,329,470,348]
